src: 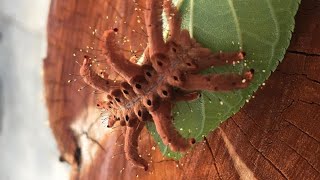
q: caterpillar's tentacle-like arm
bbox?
[178,29,193,48]
[163,0,182,40]
[102,30,144,82]
[192,51,246,72]
[124,121,148,171]
[150,100,195,152]
[172,28,246,74]
[80,58,119,93]
[145,0,167,56]
[179,70,254,91]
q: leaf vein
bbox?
[226,0,243,47]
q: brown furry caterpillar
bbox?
[79,0,254,170]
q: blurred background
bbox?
[0,0,69,179]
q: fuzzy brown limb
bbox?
[187,47,212,58]
[145,0,167,56]
[150,100,195,152]
[163,0,182,40]
[193,51,245,72]
[180,71,254,91]
[102,30,144,81]
[124,121,148,171]
[177,29,193,48]
[79,59,118,93]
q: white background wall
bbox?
[0,0,69,179]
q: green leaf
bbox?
[147,0,301,159]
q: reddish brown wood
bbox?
[44,0,320,179]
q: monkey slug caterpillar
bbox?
[80,0,254,170]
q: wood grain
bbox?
[44,0,320,179]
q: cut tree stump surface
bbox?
[44,0,320,179]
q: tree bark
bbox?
[44,0,320,179]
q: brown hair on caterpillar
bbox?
[79,0,254,170]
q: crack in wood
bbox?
[279,99,295,114]
[203,136,222,180]
[298,99,320,107]
[243,100,320,174]
[275,69,320,85]
[80,131,107,152]
[240,106,320,174]
[230,118,289,180]
[287,50,320,57]
[283,117,320,144]
[276,133,320,174]
[154,159,176,164]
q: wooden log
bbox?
[44,0,320,179]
